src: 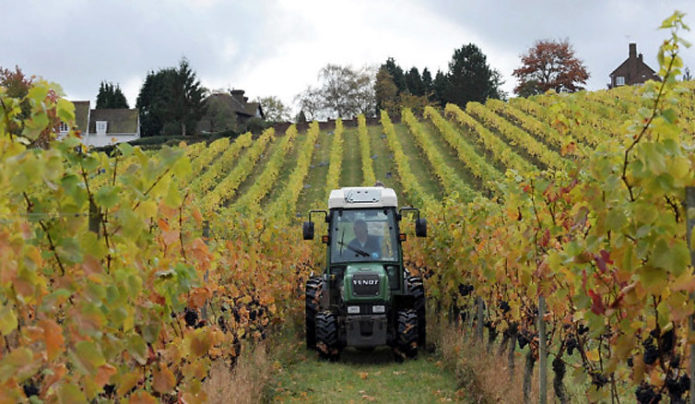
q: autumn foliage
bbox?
[513,39,589,96]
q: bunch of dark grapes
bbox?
[660,329,675,353]
[635,383,661,403]
[458,284,474,297]
[565,337,578,355]
[22,382,39,398]
[184,308,199,327]
[666,374,690,401]
[643,337,658,365]
[499,301,510,313]
[590,371,608,389]
[577,324,589,335]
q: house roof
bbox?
[609,58,657,77]
[203,92,263,118]
[73,101,90,133]
[89,109,139,134]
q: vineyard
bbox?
[0,13,693,403]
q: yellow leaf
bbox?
[586,349,599,362]
[153,364,176,394]
[95,364,117,387]
[129,390,158,404]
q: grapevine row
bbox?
[466,102,569,171]
[230,126,298,215]
[485,98,582,154]
[267,121,320,220]
[402,108,480,201]
[445,103,536,174]
[190,132,253,194]
[200,128,274,213]
[357,114,376,186]
[325,118,344,198]
[424,106,502,194]
[380,110,434,207]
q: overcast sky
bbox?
[3,0,693,113]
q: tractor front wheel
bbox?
[395,309,418,361]
[305,277,323,349]
[315,311,340,361]
[408,275,426,347]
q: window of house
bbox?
[59,122,69,132]
[616,76,625,86]
[96,121,107,135]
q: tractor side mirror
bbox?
[415,218,427,238]
[303,221,314,240]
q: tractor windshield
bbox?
[330,208,398,263]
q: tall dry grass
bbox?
[433,320,552,403]
[203,343,272,404]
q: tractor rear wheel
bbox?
[315,311,340,361]
[305,277,323,349]
[395,309,418,360]
[408,275,426,347]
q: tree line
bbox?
[9,37,674,138]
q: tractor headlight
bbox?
[372,305,386,314]
[347,306,360,314]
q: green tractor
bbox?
[302,186,427,360]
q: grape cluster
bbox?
[22,382,39,398]
[666,374,690,400]
[184,308,202,328]
[499,300,510,313]
[458,284,474,297]
[590,371,608,389]
[577,324,589,335]
[643,337,658,365]
[565,337,578,355]
[635,383,662,403]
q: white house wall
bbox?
[83,133,140,148]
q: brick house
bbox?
[608,43,660,88]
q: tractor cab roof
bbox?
[328,187,398,210]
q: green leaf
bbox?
[75,340,106,372]
[606,208,626,232]
[127,334,148,365]
[95,186,120,209]
[164,179,182,207]
[56,98,75,124]
[116,142,134,157]
[58,383,87,404]
[0,347,37,383]
[652,239,690,276]
[0,304,18,336]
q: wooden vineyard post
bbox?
[686,187,695,404]
[476,296,484,343]
[89,199,100,234]
[538,295,548,404]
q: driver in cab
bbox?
[347,219,381,258]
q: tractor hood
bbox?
[343,263,389,302]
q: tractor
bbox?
[302,186,427,360]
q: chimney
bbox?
[638,53,643,62]
[230,89,245,102]
[629,43,637,59]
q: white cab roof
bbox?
[328,187,398,209]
